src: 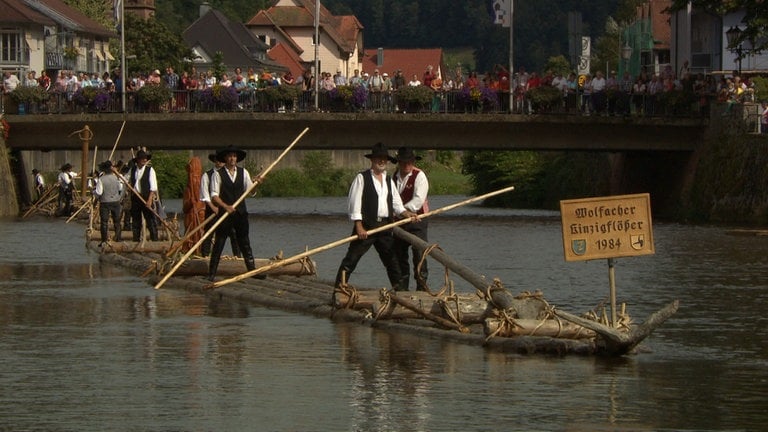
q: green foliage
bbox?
[62,0,113,29]
[257,151,355,197]
[263,84,302,104]
[124,13,194,75]
[462,150,545,207]
[210,52,227,81]
[396,85,433,106]
[150,151,189,199]
[9,86,49,104]
[752,76,768,102]
[527,86,563,113]
[545,55,572,76]
[462,150,612,209]
[137,85,172,105]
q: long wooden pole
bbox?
[206,185,516,289]
[108,121,126,161]
[113,170,178,237]
[154,127,310,289]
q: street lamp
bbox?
[621,43,633,75]
[725,26,744,75]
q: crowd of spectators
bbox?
[2,62,762,119]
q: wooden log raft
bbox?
[334,289,491,324]
[170,256,317,277]
[389,227,679,355]
[87,230,174,242]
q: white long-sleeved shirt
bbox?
[200,170,213,202]
[210,166,253,200]
[395,169,429,212]
[132,165,158,193]
[348,170,406,221]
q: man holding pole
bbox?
[93,160,123,244]
[207,145,262,282]
[200,153,241,258]
[393,147,430,291]
[335,142,415,290]
[129,150,159,241]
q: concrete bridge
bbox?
[4,112,707,216]
[6,112,704,152]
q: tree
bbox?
[123,13,195,75]
[669,0,768,53]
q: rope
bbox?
[373,288,392,320]
[333,271,359,309]
[439,294,463,329]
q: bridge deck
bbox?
[5,113,705,152]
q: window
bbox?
[1,29,24,63]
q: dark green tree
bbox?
[123,13,194,75]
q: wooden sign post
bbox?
[560,193,654,327]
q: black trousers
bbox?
[335,222,401,289]
[99,201,122,242]
[210,210,253,268]
[201,207,241,257]
[131,197,158,241]
[393,220,429,291]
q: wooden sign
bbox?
[560,193,654,261]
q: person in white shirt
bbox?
[94,160,124,243]
[57,163,77,216]
[129,150,159,241]
[335,143,415,290]
[207,146,262,281]
[31,168,45,200]
[3,71,20,94]
[393,147,430,291]
[199,153,241,258]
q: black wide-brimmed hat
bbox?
[364,142,396,163]
[134,150,151,161]
[99,160,113,171]
[395,147,422,162]
[208,153,218,163]
[216,145,246,162]
[61,163,72,171]
[32,168,39,174]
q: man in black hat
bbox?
[207,145,262,281]
[335,142,415,290]
[93,160,123,243]
[199,152,241,258]
[31,168,45,201]
[393,146,430,291]
[129,149,159,241]
[57,163,76,216]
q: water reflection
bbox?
[2,199,768,430]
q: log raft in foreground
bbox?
[86,230,678,356]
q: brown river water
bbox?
[0,195,766,431]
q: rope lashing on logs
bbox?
[484,308,519,342]
[439,293,464,329]
[333,271,359,309]
[374,288,393,320]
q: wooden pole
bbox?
[108,121,126,162]
[22,185,57,218]
[154,127,310,289]
[78,126,92,201]
[112,169,179,237]
[207,185,516,289]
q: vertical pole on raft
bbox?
[80,125,92,201]
[608,257,617,327]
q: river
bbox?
[0,196,766,431]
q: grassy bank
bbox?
[151,150,471,199]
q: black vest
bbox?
[130,165,152,201]
[360,170,393,229]
[217,166,247,214]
